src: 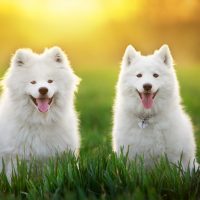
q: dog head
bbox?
[119,44,179,112]
[4,46,80,116]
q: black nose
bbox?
[143,83,152,91]
[39,87,48,95]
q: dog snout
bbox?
[143,83,152,91]
[39,87,48,95]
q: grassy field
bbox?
[0,65,200,199]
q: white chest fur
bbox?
[1,123,73,159]
[115,119,167,162]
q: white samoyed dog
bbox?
[112,44,198,170]
[0,47,80,176]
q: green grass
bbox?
[0,65,200,199]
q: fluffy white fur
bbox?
[0,47,80,176]
[112,44,198,170]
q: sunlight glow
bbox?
[0,0,199,65]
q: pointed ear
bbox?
[11,48,33,67]
[45,46,68,64]
[122,45,139,67]
[155,44,173,67]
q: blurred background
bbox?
[0,0,200,67]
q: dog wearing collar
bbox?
[112,45,198,170]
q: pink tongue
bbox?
[141,93,154,109]
[36,99,50,113]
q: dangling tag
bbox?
[138,119,149,129]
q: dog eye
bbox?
[30,81,36,84]
[48,80,53,83]
[153,73,159,78]
[136,73,142,78]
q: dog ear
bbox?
[122,45,139,67]
[45,46,68,64]
[11,48,33,67]
[155,44,173,67]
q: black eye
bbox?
[30,80,36,84]
[153,73,159,78]
[48,80,53,83]
[136,73,142,78]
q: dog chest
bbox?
[6,124,71,159]
[117,125,166,159]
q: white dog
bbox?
[0,47,80,176]
[112,44,198,170]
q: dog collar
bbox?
[138,114,154,129]
[138,118,149,129]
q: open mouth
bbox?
[136,90,158,109]
[30,96,53,113]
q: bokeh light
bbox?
[0,0,199,67]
